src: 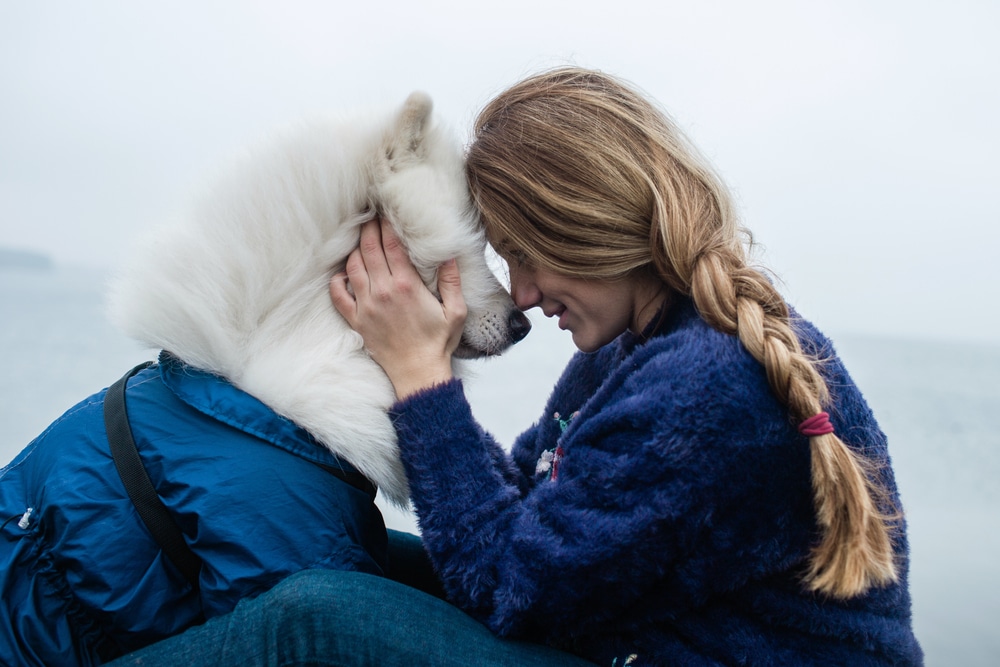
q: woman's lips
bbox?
[543,304,568,329]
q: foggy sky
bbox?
[1,0,997,345]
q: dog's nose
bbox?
[508,310,532,343]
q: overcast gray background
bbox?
[1,0,997,347]
[2,4,999,663]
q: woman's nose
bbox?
[510,269,541,311]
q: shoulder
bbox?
[624,304,885,461]
[559,300,874,464]
[623,300,865,416]
[609,302,778,422]
[524,301,784,467]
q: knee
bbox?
[266,569,376,622]
[263,568,446,638]
[253,569,386,659]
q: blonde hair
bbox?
[467,67,898,598]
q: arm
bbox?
[391,335,817,644]
[328,218,815,644]
[391,380,678,639]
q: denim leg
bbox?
[106,569,597,666]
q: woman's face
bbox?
[507,259,665,352]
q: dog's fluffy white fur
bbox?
[108,93,525,507]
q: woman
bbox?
[331,67,922,665]
[113,67,922,666]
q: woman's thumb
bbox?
[438,258,467,319]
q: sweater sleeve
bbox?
[392,331,817,646]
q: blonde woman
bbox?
[330,68,922,666]
[111,68,921,666]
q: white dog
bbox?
[1,94,530,664]
[108,93,530,507]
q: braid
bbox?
[688,246,898,598]
[636,113,900,597]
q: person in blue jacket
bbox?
[0,351,387,666]
[105,67,923,666]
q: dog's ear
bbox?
[387,91,433,164]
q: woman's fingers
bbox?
[378,218,416,276]
[330,242,370,323]
[329,269,356,322]
[353,218,424,298]
[437,258,468,332]
[355,218,390,279]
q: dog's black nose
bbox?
[508,310,532,343]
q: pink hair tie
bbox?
[798,412,835,437]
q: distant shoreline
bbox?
[0,247,53,270]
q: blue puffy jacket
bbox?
[0,352,387,666]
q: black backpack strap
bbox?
[105,361,202,590]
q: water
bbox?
[2,265,997,666]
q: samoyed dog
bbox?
[108,92,530,507]
[0,94,530,664]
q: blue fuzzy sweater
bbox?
[392,299,922,666]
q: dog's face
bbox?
[374,93,530,359]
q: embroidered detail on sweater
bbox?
[535,445,564,480]
[554,410,579,433]
[534,411,579,480]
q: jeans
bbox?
[106,532,596,666]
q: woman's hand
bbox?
[330,217,467,400]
